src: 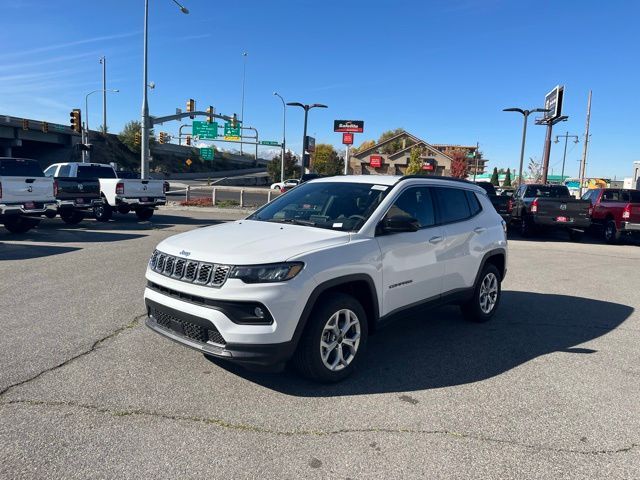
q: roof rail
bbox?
[398,175,476,185]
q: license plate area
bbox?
[76,198,84,204]
[24,201,35,209]
[141,197,151,202]
[556,216,570,223]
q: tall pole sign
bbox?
[335,120,364,175]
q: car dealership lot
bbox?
[1,210,639,479]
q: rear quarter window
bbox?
[465,190,483,216]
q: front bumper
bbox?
[0,201,57,217]
[116,196,166,207]
[145,299,296,366]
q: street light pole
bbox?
[85,88,119,163]
[503,107,549,186]
[554,132,579,181]
[240,52,248,156]
[273,92,286,182]
[140,0,189,179]
[287,102,328,179]
[100,56,107,133]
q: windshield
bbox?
[248,181,390,231]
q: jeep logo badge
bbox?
[179,250,191,257]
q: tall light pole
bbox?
[84,88,119,162]
[141,0,189,179]
[99,56,107,133]
[273,92,286,182]
[554,132,579,182]
[240,52,248,156]
[286,102,328,178]
[503,107,549,186]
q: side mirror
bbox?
[380,215,419,234]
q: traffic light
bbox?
[187,98,195,119]
[42,122,49,133]
[185,135,191,146]
[231,113,237,128]
[134,131,141,146]
[69,109,81,133]
[22,119,29,130]
[159,132,167,144]
[206,106,214,123]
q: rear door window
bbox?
[434,187,471,224]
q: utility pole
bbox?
[100,56,107,133]
[540,123,553,184]
[240,52,248,156]
[473,141,479,182]
[579,90,592,196]
[554,132,579,181]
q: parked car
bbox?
[582,188,640,243]
[510,184,591,241]
[281,174,328,192]
[144,175,507,382]
[43,163,102,225]
[475,181,510,221]
[270,178,299,191]
[46,162,167,221]
[0,157,56,233]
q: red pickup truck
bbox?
[582,188,640,243]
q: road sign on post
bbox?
[200,147,214,160]
[259,140,281,146]
[342,133,354,145]
[224,121,241,137]
[186,158,193,166]
[192,121,218,139]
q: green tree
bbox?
[267,150,300,182]
[490,167,499,186]
[378,128,410,155]
[119,120,154,153]
[503,168,512,186]
[311,144,344,175]
[405,146,425,175]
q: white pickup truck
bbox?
[0,157,56,233]
[47,163,167,221]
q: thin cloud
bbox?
[2,52,101,71]
[178,34,213,41]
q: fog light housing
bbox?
[254,307,265,319]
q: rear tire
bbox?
[3,217,40,234]
[44,210,57,219]
[135,208,154,221]
[293,293,368,382]
[93,202,112,222]
[604,220,621,244]
[60,210,84,225]
[519,215,534,237]
[461,263,502,323]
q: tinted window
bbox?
[524,185,570,198]
[601,189,623,202]
[465,190,482,216]
[43,165,56,177]
[58,165,71,177]
[0,159,44,177]
[387,187,435,228]
[434,187,471,223]
[77,165,116,179]
[628,190,640,202]
[476,182,496,196]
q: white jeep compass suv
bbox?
[145,175,507,382]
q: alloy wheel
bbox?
[479,272,499,314]
[320,309,361,371]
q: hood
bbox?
[156,219,350,265]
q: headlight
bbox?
[229,262,304,283]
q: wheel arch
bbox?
[475,248,507,284]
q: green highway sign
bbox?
[260,140,281,146]
[224,121,241,137]
[192,121,218,139]
[200,147,214,160]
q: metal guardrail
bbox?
[168,182,281,207]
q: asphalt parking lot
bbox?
[1,209,639,479]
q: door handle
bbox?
[429,236,443,244]
[474,227,487,234]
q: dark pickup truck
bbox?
[44,164,101,224]
[510,184,591,241]
[475,182,510,221]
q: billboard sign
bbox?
[342,132,354,145]
[334,120,364,133]
[544,85,564,121]
[370,155,382,168]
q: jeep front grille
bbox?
[149,250,230,288]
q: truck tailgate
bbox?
[119,179,164,198]
[55,177,100,199]
[536,198,590,225]
[1,176,54,202]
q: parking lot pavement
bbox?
[1,210,639,479]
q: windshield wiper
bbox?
[267,218,318,227]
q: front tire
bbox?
[3,217,40,234]
[461,263,502,323]
[293,293,368,382]
[60,210,84,225]
[93,202,112,222]
[135,208,154,221]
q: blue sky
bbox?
[1,0,638,179]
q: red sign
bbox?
[342,133,354,145]
[422,159,435,171]
[370,155,382,168]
